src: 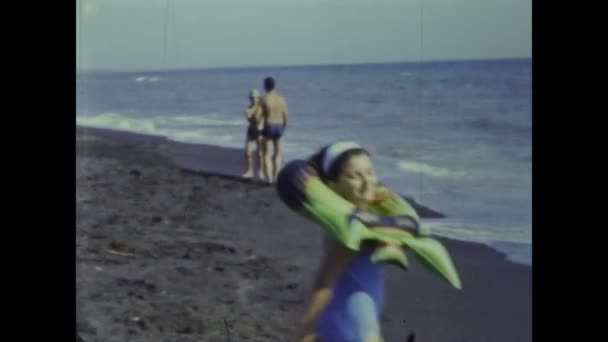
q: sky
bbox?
[76,0,531,71]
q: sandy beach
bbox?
[76,126,531,342]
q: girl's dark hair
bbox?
[308,145,370,182]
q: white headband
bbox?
[321,141,362,176]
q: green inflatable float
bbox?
[276,159,462,290]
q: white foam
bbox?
[134,76,160,83]
[76,112,243,147]
[168,115,245,127]
[78,112,244,130]
[422,220,532,245]
[76,112,157,134]
[423,220,532,265]
[396,160,469,179]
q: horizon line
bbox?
[77,56,531,74]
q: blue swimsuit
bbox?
[315,247,384,342]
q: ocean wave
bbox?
[422,220,532,265]
[396,160,469,179]
[134,76,161,83]
[158,115,245,127]
[76,112,243,147]
[386,147,416,159]
[423,220,531,245]
[77,112,157,133]
[470,118,530,134]
[78,112,244,129]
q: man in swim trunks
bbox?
[260,77,288,183]
[243,89,264,179]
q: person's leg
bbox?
[263,137,274,183]
[272,138,282,182]
[243,138,254,178]
[345,292,382,342]
[256,136,264,179]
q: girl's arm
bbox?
[244,107,253,120]
[254,104,264,122]
[299,236,355,336]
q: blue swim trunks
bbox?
[262,122,286,139]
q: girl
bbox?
[298,141,387,342]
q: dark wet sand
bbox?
[76,126,531,342]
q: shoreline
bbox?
[77,125,530,259]
[77,126,448,218]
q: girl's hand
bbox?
[289,321,316,342]
[300,332,317,342]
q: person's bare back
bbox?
[259,77,288,183]
[261,91,288,125]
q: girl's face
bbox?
[329,154,378,205]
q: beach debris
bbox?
[105,249,137,257]
[129,169,141,178]
[224,318,231,342]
